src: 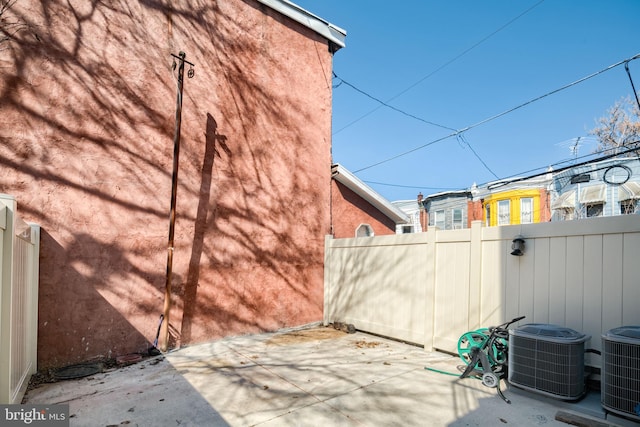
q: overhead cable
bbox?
[363,180,459,191]
[333,72,456,131]
[456,52,640,135]
[354,52,640,174]
[366,143,639,193]
[457,134,499,179]
[333,0,545,135]
[624,61,640,110]
[485,143,640,190]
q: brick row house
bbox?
[1,0,351,368]
[331,164,408,238]
[415,157,640,231]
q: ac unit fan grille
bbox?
[509,336,586,400]
[602,339,640,421]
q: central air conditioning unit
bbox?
[601,326,640,422]
[508,324,590,400]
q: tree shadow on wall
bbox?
[1,0,333,364]
[156,1,336,343]
[37,229,165,368]
[0,1,200,366]
[180,113,229,344]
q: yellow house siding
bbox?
[483,189,542,226]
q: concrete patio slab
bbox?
[22,325,634,427]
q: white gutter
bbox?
[332,164,409,224]
[257,0,347,50]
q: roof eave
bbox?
[332,164,409,224]
[257,0,346,50]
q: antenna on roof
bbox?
[571,137,581,160]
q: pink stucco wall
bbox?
[331,181,397,239]
[0,0,335,368]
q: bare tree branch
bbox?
[0,0,27,51]
[591,95,640,155]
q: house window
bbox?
[557,208,575,221]
[401,225,414,233]
[551,191,576,216]
[498,200,510,225]
[618,183,640,213]
[580,185,605,218]
[586,203,603,217]
[452,209,463,229]
[520,198,533,224]
[621,199,637,215]
[356,224,374,237]
[485,205,491,226]
[434,210,445,229]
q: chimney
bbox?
[417,193,427,232]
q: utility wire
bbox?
[625,61,640,111]
[353,52,640,174]
[484,143,640,190]
[329,81,493,176]
[490,144,632,186]
[456,52,640,135]
[457,134,499,179]
[363,180,459,191]
[334,72,456,131]
[353,134,453,173]
[333,0,546,135]
[364,143,639,192]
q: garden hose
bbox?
[424,366,480,380]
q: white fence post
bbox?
[0,196,13,404]
[467,220,483,332]
[422,226,437,351]
[0,195,40,404]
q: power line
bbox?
[333,0,546,135]
[363,143,640,194]
[353,52,640,174]
[333,72,456,131]
[457,134,499,179]
[456,53,640,134]
[625,60,640,110]
[484,143,640,190]
[363,180,459,191]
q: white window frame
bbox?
[621,199,637,215]
[401,225,414,234]
[520,197,533,224]
[498,200,510,226]
[434,209,445,230]
[452,208,463,229]
[356,223,374,237]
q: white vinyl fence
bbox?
[324,215,640,368]
[0,195,40,404]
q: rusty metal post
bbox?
[160,51,189,351]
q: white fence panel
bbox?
[0,195,40,404]
[324,214,640,368]
[432,231,471,352]
[324,233,429,345]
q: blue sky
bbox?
[292,0,640,202]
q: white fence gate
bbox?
[0,195,40,404]
[324,216,640,368]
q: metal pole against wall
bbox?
[160,51,194,351]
